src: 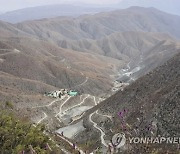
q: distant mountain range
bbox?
[16,7,180,41]
[116,0,180,16]
[0,4,113,23]
[0,0,180,23]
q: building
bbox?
[68,90,78,96]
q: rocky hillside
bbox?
[0,6,179,153]
[100,52,180,132]
[80,52,180,153]
[55,31,179,59]
[0,36,123,104]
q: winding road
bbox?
[62,94,90,114]
[96,111,112,121]
[32,52,145,153]
[55,96,72,119]
[88,97,110,148]
[89,112,108,147]
[37,112,47,124]
[0,48,21,56]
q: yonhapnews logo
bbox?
[112,133,126,148]
[129,137,180,144]
[112,133,180,149]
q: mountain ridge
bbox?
[0,4,113,23]
[15,7,180,40]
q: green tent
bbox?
[68,91,78,96]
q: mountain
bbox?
[1,0,180,23]
[0,4,112,23]
[0,7,179,120]
[16,7,180,40]
[0,36,122,101]
[0,20,126,114]
[0,20,28,37]
[117,0,180,16]
[78,52,180,153]
[14,7,180,82]
[55,31,179,59]
[0,6,180,153]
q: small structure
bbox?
[45,89,69,98]
[68,90,78,96]
[45,89,78,98]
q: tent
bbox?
[68,91,78,96]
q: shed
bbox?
[68,91,78,96]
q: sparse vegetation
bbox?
[0,5,179,154]
[0,106,61,154]
[5,101,14,109]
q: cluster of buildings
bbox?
[45,89,78,98]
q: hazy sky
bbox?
[0,0,179,15]
[0,0,122,12]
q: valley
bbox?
[27,53,169,153]
[0,6,179,154]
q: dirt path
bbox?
[55,96,72,121]
[89,112,108,147]
[0,48,21,56]
[37,112,47,124]
[62,94,90,114]
[88,97,109,148]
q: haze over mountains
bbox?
[1,0,180,23]
[16,7,180,40]
[116,0,180,16]
[0,6,179,153]
[0,4,113,23]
